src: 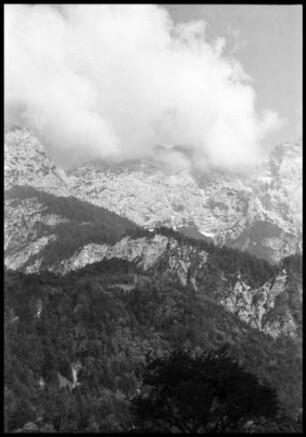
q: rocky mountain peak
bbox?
[5,128,70,196]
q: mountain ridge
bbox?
[67,138,302,264]
[4,127,302,340]
[5,127,302,264]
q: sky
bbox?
[4,4,302,170]
[165,4,303,144]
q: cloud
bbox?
[5,4,283,170]
[225,24,248,54]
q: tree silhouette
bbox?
[131,348,279,433]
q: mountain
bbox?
[5,127,70,196]
[4,185,144,272]
[4,127,303,431]
[4,128,144,271]
[5,128,302,264]
[5,184,303,340]
[68,141,302,264]
[4,128,302,340]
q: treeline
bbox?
[283,253,303,275]
[6,185,143,240]
[7,186,149,269]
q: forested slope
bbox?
[4,256,302,432]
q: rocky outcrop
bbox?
[5,128,70,196]
[54,235,169,274]
[220,269,301,339]
[46,235,209,286]
[5,235,56,272]
[4,195,68,271]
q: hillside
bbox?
[4,127,303,433]
[4,258,302,432]
[5,183,302,341]
[5,185,145,272]
[4,128,302,341]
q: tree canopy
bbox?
[131,348,279,433]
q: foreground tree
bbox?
[131,348,279,433]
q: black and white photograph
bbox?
[4,3,302,433]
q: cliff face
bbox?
[5,128,70,196]
[220,269,301,340]
[4,194,68,271]
[67,141,302,264]
[51,234,209,288]
[5,128,302,264]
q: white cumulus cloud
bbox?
[5,4,283,169]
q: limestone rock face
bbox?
[220,268,301,340]
[43,234,209,289]
[54,235,169,274]
[5,128,70,196]
[4,128,302,264]
[67,141,302,264]
[4,194,68,271]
